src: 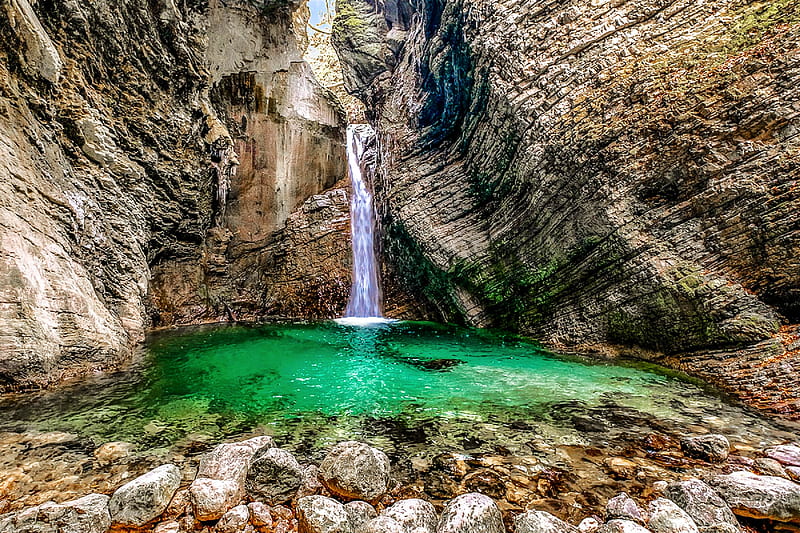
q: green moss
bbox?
[722,0,800,56]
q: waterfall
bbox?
[344,124,383,318]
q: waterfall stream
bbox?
[344,124,383,319]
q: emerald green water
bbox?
[0,321,794,458]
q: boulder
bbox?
[189,478,240,521]
[515,509,579,533]
[707,471,800,522]
[607,493,647,525]
[154,520,181,533]
[215,504,250,533]
[598,520,651,533]
[383,499,437,532]
[199,436,274,491]
[362,516,405,533]
[248,502,273,527]
[319,441,390,501]
[246,447,304,505]
[579,517,602,533]
[436,493,504,533]
[663,479,739,533]
[765,445,800,467]
[753,458,788,478]
[344,501,377,530]
[108,464,181,526]
[297,495,353,533]
[647,498,699,533]
[0,493,110,533]
[680,436,729,463]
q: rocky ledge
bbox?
[3,435,800,533]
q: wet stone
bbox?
[319,441,390,501]
[246,447,304,505]
[607,493,647,525]
[680,436,729,463]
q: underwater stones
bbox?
[296,495,353,533]
[765,445,800,467]
[663,479,740,533]
[436,493,504,533]
[383,498,438,532]
[647,499,699,533]
[94,441,135,465]
[320,441,390,501]
[607,493,647,525]
[680,436,730,463]
[0,493,111,533]
[189,478,240,521]
[214,504,250,533]
[246,447,304,505]
[707,471,800,522]
[514,509,579,533]
[108,464,181,527]
[344,501,377,530]
[199,436,274,490]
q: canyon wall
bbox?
[0,0,349,390]
[333,0,800,415]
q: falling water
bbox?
[344,124,383,318]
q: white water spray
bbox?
[344,124,384,320]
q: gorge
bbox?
[0,0,800,531]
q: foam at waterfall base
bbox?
[334,317,398,327]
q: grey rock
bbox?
[663,479,739,533]
[344,501,377,531]
[320,441,390,501]
[215,504,250,533]
[754,458,788,478]
[680,436,730,463]
[383,499,437,533]
[297,495,354,533]
[199,436,274,490]
[109,464,181,526]
[246,447,304,505]
[248,501,273,527]
[515,509,579,533]
[607,493,647,525]
[707,470,800,522]
[3,0,63,83]
[361,515,405,533]
[765,445,800,467]
[189,478,240,522]
[599,520,651,533]
[0,493,111,533]
[436,493,504,533]
[647,498,699,533]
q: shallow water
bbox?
[0,320,795,459]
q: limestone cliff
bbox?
[0,0,348,389]
[333,0,800,415]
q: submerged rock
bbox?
[246,447,304,505]
[296,495,353,533]
[320,441,390,501]
[663,479,739,533]
[515,509,579,533]
[436,493,504,533]
[647,498,699,533]
[707,471,800,522]
[108,464,181,526]
[607,493,647,525]
[0,493,110,533]
[189,478,240,521]
[383,498,438,533]
[680,436,730,463]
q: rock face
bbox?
[0,493,110,533]
[319,441,391,501]
[332,0,800,416]
[108,464,181,526]
[0,0,348,390]
[707,471,800,522]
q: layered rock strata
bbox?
[0,0,348,389]
[333,0,800,415]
